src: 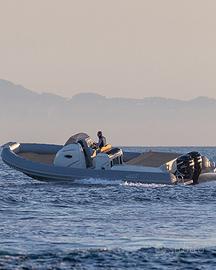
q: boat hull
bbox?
[1,143,175,184]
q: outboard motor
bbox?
[188,151,202,184]
[175,154,195,181]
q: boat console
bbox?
[94,148,123,170]
[54,133,123,170]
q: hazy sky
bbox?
[1,0,216,99]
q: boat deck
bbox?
[19,152,56,164]
[126,151,181,167]
[18,150,182,167]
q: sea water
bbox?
[0,147,216,269]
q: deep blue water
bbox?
[1,147,216,269]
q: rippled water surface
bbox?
[1,147,216,269]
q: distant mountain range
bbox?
[0,79,215,146]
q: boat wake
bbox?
[122,181,168,188]
[73,178,168,188]
[73,178,123,186]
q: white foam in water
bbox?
[73,178,167,187]
[122,181,168,188]
[73,178,123,185]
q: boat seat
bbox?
[100,144,112,153]
[106,147,121,156]
[91,144,112,158]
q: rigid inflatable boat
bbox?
[1,133,216,185]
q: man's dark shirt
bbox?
[98,136,106,148]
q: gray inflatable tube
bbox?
[1,143,175,184]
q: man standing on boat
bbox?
[96,131,106,149]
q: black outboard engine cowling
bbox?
[176,154,195,181]
[188,151,202,184]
